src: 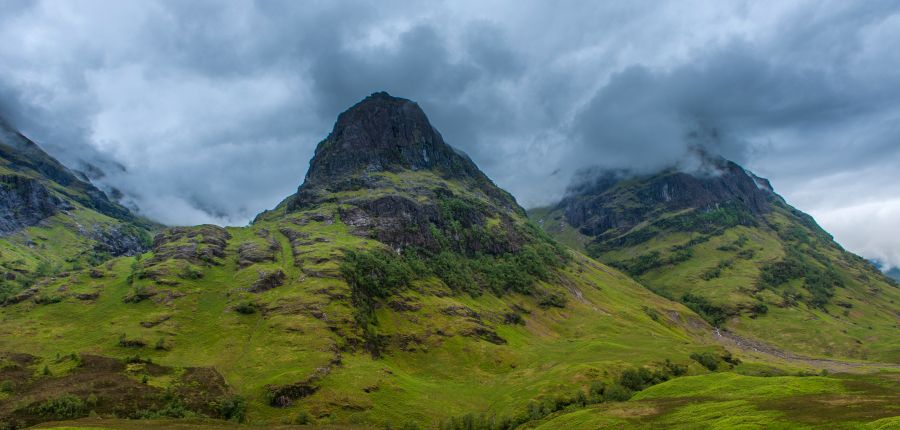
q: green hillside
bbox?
[0,94,897,429]
[0,118,153,307]
[530,162,900,363]
[0,94,723,428]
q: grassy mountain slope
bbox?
[530,161,900,363]
[0,93,725,428]
[0,118,153,306]
[2,94,898,429]
[532,372,900,429]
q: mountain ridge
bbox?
[531,158,900,361]
[0,94,897,429]
[0,116,153,305]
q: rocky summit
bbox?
[286,92,518,213]
[262,92,529,258]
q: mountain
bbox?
[872,259,900,283]
[530,157,900,362]
[1,95,897,429]
[0,117,153,305]
[888,268,900,282]
[0,93,719,428]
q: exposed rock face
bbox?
[264,92,537,256]
[338,193,526,255]
[148,225,231,266]
[89,224,147,256]
[560,158,778,238]
[286,92,519,213]
[250,269,286,293]
[0,119,139,224]
[0,174,70,234]
[305,92,479,179]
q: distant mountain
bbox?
[0,117,153,304]
[888,268,900,282]
[531,157,900,361]
[872,259,900,282]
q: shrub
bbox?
[750,303,769,317]
[642,306,660,322]
[123,355,152,364]
[662,359,688,376]
[721,350,741,366]
[0,380,12,393]
[294,410,313,425]
[234,302,259,315]
[700,259,733,281]
[537,291,566,309]
[615,251,663,276]
[136,400,196,419]
[604,384,632,402]
[35,395,87,419]
[681,293,731,327]
[581,381,601,401]
[690,352,719,371]
[216,395,246,422]
[759,250,842,309]
[619,367,654,391]
[123,285,154,303]
[340,250,412,299]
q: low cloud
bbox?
[0,1,898,266]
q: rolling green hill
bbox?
[530,159,900,363]
[0,94,897,429]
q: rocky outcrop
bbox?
[249,269,286,293]
[89,224,148,256]
[560,158,778,238]
[0,174,70,235]
[338,192,527,256]
[148,225,231,266]
[0,120,142,225]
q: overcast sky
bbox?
[0,0,899,268]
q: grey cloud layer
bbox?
[0,0,899,267]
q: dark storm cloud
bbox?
[0,0,899,266]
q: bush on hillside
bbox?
[690,351,719,371]
[215,395,246,422]
[681,293,731,327]
[34,395,87,419]
[234,302,259,315]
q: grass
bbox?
[533,372,900,429]
[0,172,721,428]
[2,164,898,428]
[548,205,900,362]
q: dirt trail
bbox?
[712,328,900,374]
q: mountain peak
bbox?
[275,92,520,216]
[301,91,483,187]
